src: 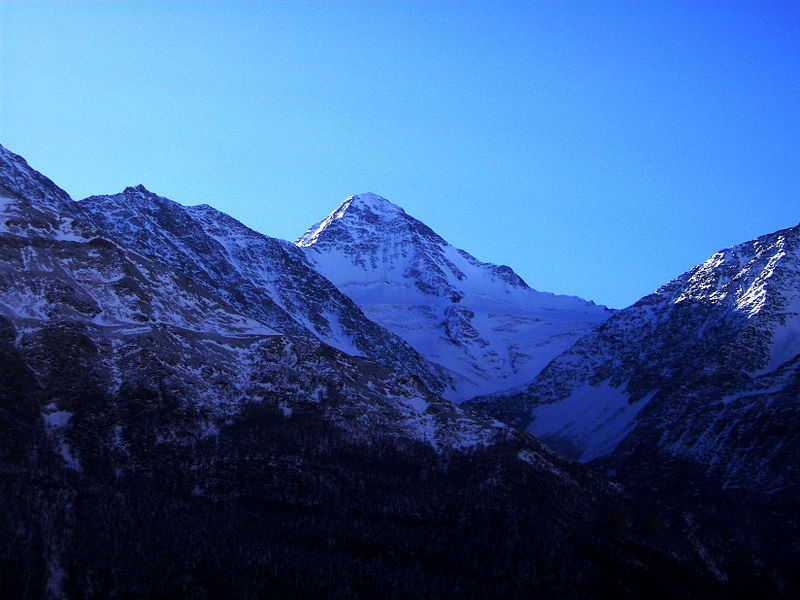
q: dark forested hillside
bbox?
[0,319,722,598]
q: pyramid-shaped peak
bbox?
[350,192,397,206]
[351,192,386,203]
[297,193,411,247]
[341,193,406,217]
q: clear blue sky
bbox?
[1,1,798,308]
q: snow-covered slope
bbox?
[1,149,279,401]
[78,187,448,394]
[468,222,800,494]
[297,193,611,400]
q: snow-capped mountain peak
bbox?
[298,192,412,248]
[669,223,800,320]
[118,183,160,201]
[346,191,404,214]
[297,193,611,400]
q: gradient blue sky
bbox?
[1,1,798,308]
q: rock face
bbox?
[297,193,611,400]
[468,223,800,588]
[0,143,728,598]
[78,187,449,395]
[0,146,72,209]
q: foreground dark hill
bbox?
[469,222,800,590]
[1,323,722,598]
[0,144,727,597]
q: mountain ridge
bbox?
[77,185,451,395]
[468,220,800,467]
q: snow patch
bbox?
[405,396,428,414]
[528,381,652,462]
[44,409,73,428]
[42,407,82,471]
[765,313,800,372]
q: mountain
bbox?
[0,144,731,596]
[468,223,800,478]
[1,153,275,341]
[78,186,449,395]
[468,223,800,587]
[297,193,611,400]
